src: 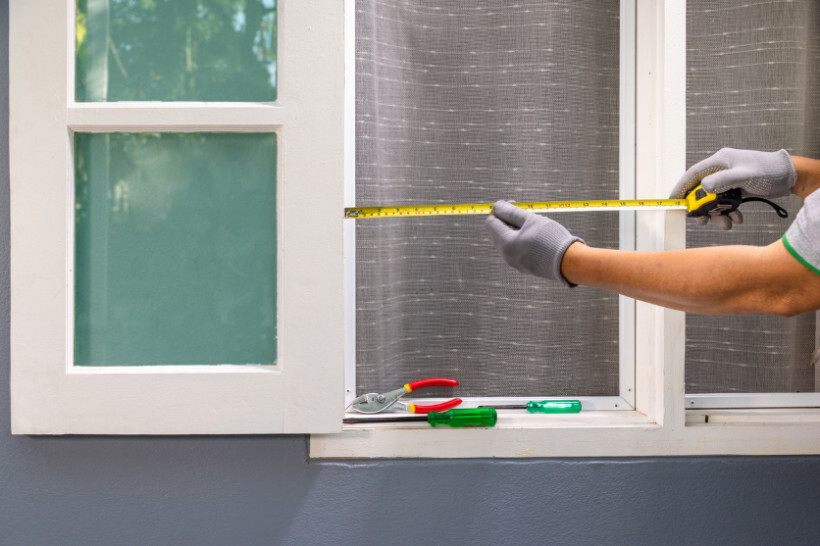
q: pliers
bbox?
[349,378,462,414]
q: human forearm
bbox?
[561,241,815,316]
[486,195,820,316]
[790,156,820,198]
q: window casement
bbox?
[10,0,345,434]
[11,0,820,456]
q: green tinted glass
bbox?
[76,0,277,102]
[74,132,277,366]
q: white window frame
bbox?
[311,0,820,458]
[11,0,820,453]
[10,0,346,434]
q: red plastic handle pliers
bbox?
[349,378,462,414]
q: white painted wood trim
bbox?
[10,0,347,434]
[619,0,638,410]
[658,0,687,430]
[343,0,358,408]
[687,393,820,409]
[631,0,686,427]
[632,0,689,423]
[312,414,820,458]
[67,103,294,132]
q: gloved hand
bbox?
[669,148,796,230]
[485,200,584,286]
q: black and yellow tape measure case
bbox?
[685,186,742,217]
[684,184,788,219]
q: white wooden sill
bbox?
[310,408,820,458]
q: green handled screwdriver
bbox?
[481,400,582,413]
[427,408,497,427]
[344,408,497,427]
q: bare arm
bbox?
[791,156,820,198]
[488,154,820,316]
[561,155,820,316]
[561,240,820,316]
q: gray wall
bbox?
[3,3,820,544]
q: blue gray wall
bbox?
[2,3,820,544]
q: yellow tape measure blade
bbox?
[345,199,687,219]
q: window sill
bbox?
[312,410,658,459]
[310,409,820,459]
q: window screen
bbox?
[355,1,622,399]
[685,0,820,393]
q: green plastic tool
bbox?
[343,408,498,427]
[480,400,582,413]
[427,408,497,427]
[526,400,582,413]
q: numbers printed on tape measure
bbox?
[344,199,688,219]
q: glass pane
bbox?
[355,1,620,399]
[685,0,819,393]
[76,0,277,102]
[74,132,277,366]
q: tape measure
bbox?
[343,185,789,220]
[345,198,687,219]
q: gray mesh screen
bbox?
[355,1,621,398]
[685,0,820,393]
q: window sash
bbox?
[344,0,637,412]
[10,0,346,434]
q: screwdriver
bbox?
[480,400,582,413]
[343,408,497,427]
[428,408,497,427]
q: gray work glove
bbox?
[669,148,796,230]
[485,200,584,286]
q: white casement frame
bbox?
[311,0,820,458]
[10,0,346,434]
